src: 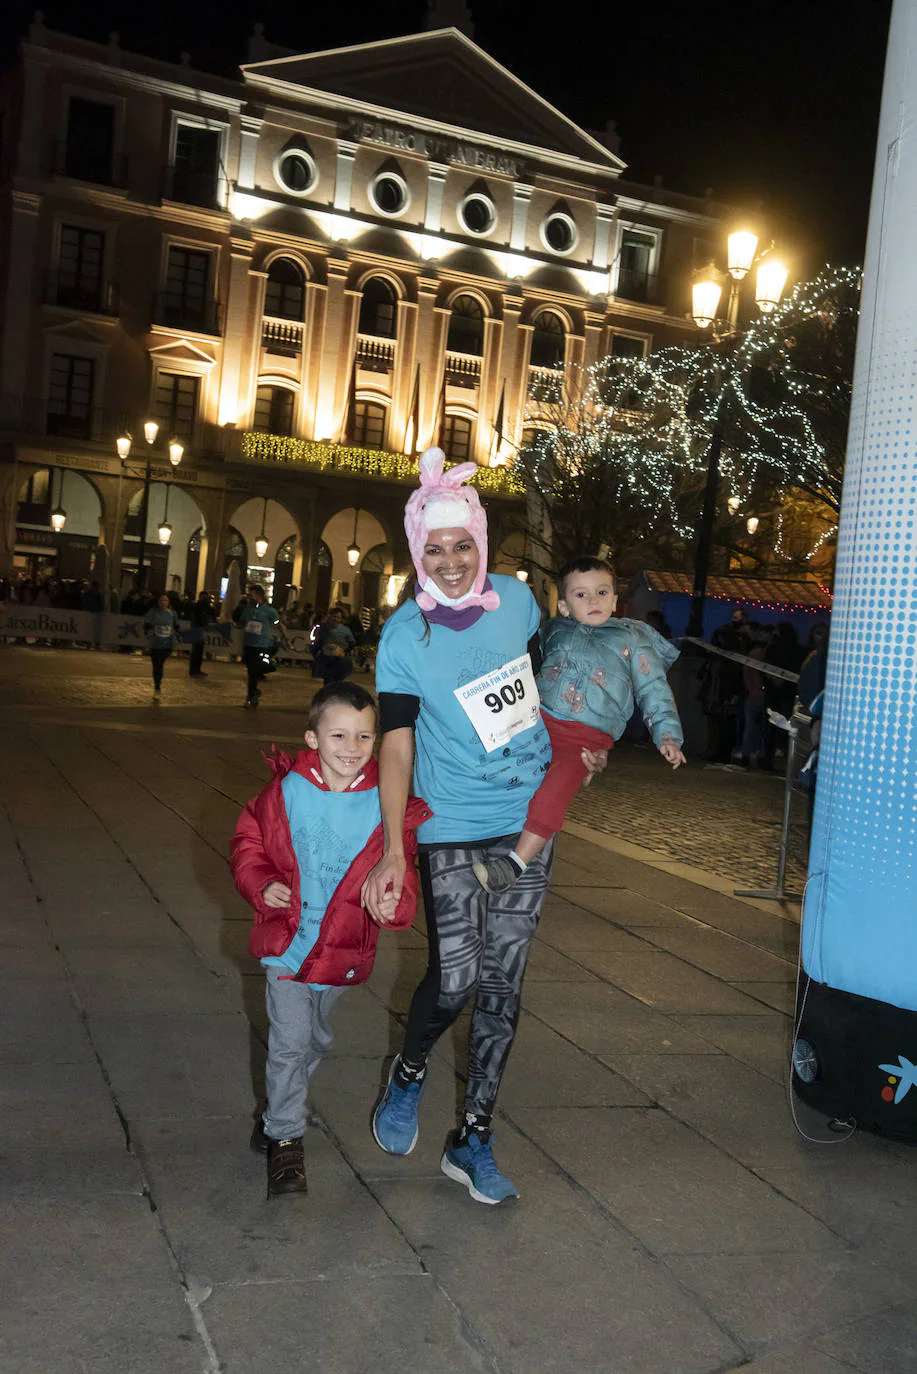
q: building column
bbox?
[333,141,358,213]
[593,204,615,271]
[513,322,534,444]
[582,309,606,373]
[0,192,41,403]
[413,274,443,448]
[424,162,449,234]
[218,237,255,427]
[510,184,533,253]
[478,316,504,465]
[238,116,263,189]
[392,296,418,452]
[302,279,327,439]
[498,293,525,453]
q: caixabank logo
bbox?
[877,1055,917,1105]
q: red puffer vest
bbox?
[231,747,431,986]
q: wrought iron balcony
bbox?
[153,292,223,335]
[355,334,396,369]
[614,267,659,304]
[44,271,120,316]
[51,140,127,189]
[162,166,227,211]
[444,350,481,386]
[262,318,303,354]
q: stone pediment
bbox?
[244,28,623,171]
[148,339,217,368]
[43,319,111,344]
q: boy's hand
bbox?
[362,852,406,921]
[659,740,687,769]
[370,891,400,927]
[262,881,292,908]
[581,748,608,787]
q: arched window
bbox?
[447,295,484,356]
[530,312,566,369]
[358,278,397,338]
[443,415,473,463]
[264,259,305,321]
[351,400,386,450]
[253,386,295,436]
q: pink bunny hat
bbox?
[404,447,500,612]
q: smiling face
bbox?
[305,703,376,792]
[558,568,617,625]
[420,527,480,601]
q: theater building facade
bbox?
[0,16,735,607]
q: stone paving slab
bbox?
[0,1197,202,1374]
[521,981,723,1055]
[373,1172,743,1373]
[201,1275,491,1374]
[571,947,771,1014]
[512,1106,843,1256]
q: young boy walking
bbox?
[474,556,686,893]
[231,681,430,1197]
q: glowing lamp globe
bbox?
[254,535,269,560]
[168,440,183,467]
[727,230,758,280]
[158,521,172,546]
[755,260,788,314]
[50,507,67,533]
[116,434,132,459]
[727,496,741,515]
[746,516,760,534]
[347,543,361,568]
[143,420,159,445]
[515,568,529,582]
[692,279,722,329]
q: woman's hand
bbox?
[262,881,292,909]
[361,852,406,923]
[580,748,608,787]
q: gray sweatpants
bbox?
[403,834,554,1119]
[262,966,346,1141]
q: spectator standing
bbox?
[188,590,213,678]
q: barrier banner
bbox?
[0,605,316,662]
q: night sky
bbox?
[1,0,893,272]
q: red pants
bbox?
[525,712,614,840]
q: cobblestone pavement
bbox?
[0,644,808,893]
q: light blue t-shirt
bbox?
[242,602,279,648]
[262,770,382,981]
[375,574,551,843]
[145,607,180,649]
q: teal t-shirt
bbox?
[145,607,179,649]
[261,770,382,982]
[242,602,279,648]
[375,574,551,843]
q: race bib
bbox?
[454,653,540,752]
[154,625,171,638]
[246,620,263,635]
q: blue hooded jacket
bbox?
[538,616,683,746]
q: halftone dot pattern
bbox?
[803,313,917,1010]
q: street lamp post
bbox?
[117,423,183,592]
[684,232,788,638]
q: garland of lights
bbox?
[518,264,858,565]
[240,432,523,498]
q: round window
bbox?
[276,150,317,195]
[370,173,409,216]
[542,213,577,255]
[460,194,496,236]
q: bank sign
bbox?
[348,117,524,179]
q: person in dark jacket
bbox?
[231,681,430,1198]
[188,590,213,677]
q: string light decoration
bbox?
[515,263,859,570]
[240,433,523,498]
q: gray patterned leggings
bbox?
[402,834,554,1118]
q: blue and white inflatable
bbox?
[794,0,917,1135]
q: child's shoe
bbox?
[250,1117,269,1154]
[266,1136,307,1196]
[440,1129,518,1205]
[372,1056,425,1155]
[472,856,520,894]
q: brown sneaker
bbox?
[267,1136,307,1197]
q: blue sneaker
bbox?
[440,1130,518,1205]
[372,1056,425,1155]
